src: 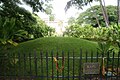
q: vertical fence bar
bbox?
[106,52,110,80]
[3,53,5,78]
[72,51,75,80]
[100,52,104,80]
[112,52,115,77]
[46,51,48,80]
[96,51,99,62]
[0,54,1,77]
[62,51,64,80]
[79,49,82,80]
[1,53,3,77]
[7,53,10,79]
[13,53,16,80]
[17,55,19,79]
[9,54,14,80]
[18,52,21,80]
[56,51,59,80]
[2,52,6,79]
[4,53,6,79]
[85,51,88,63]
[34,51,37,77]
[29,52,32,79]
[9,53,11,80]
[6,53,9,79]
[40,51,44,79]
[91,50,93,62]
[117,51,120,80]
[7,53,13,80]
[96,51,99,80]
[67,51,70,80]
[51,51,54,80]
[90,51,93,80]
[23,53,26,77]
[85,51,88,80]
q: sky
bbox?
[23,0,117,21]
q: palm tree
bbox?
[0,17,17,46]
[0,16,27,46]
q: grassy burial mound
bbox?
[1,37,99,78]
[9,37,98,56]
[1,37,119,79]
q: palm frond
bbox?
[65,0,92,12]
[65,0,73,12]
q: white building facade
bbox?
[43,17,68,36]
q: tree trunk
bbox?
[99,0,109,27]
[89,3,101,27]
[117,0,120,24]
[102,0,109,25]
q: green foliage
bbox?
[0,4,36,41]
[6,37,98,55]
[0,1,36,26]
[0,17,15,43]
[64,24,120,45]
[97,42,114,57]
[76,5,117,27]
[107,25,120,43]
[68,17,76,25]
[49,14,55,21]
[0,16,28,73]
[0,0,54,75]
[65,24,97,38]
[0,0,54,42]
[65,0,94,11]
[0,6,55,42]
[45,4,53,14]
[0,0,52,12]
[32,14,55,38]
[0,16,27,45]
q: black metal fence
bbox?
[0,50,120,80]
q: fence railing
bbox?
[0,50,120,80]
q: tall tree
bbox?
[89,2,101,27]
[68,17,76,25]
[76,5,117,27]
[65,0,110,27]
[0,0,52,12]
[0,0,53,41]
[99,0,109,27]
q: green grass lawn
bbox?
[1,37,119,80]
[8,37,98,56]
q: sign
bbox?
[83,62,100,74]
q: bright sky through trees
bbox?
[23,0,117,21]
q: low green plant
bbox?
[64,24,120,44]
